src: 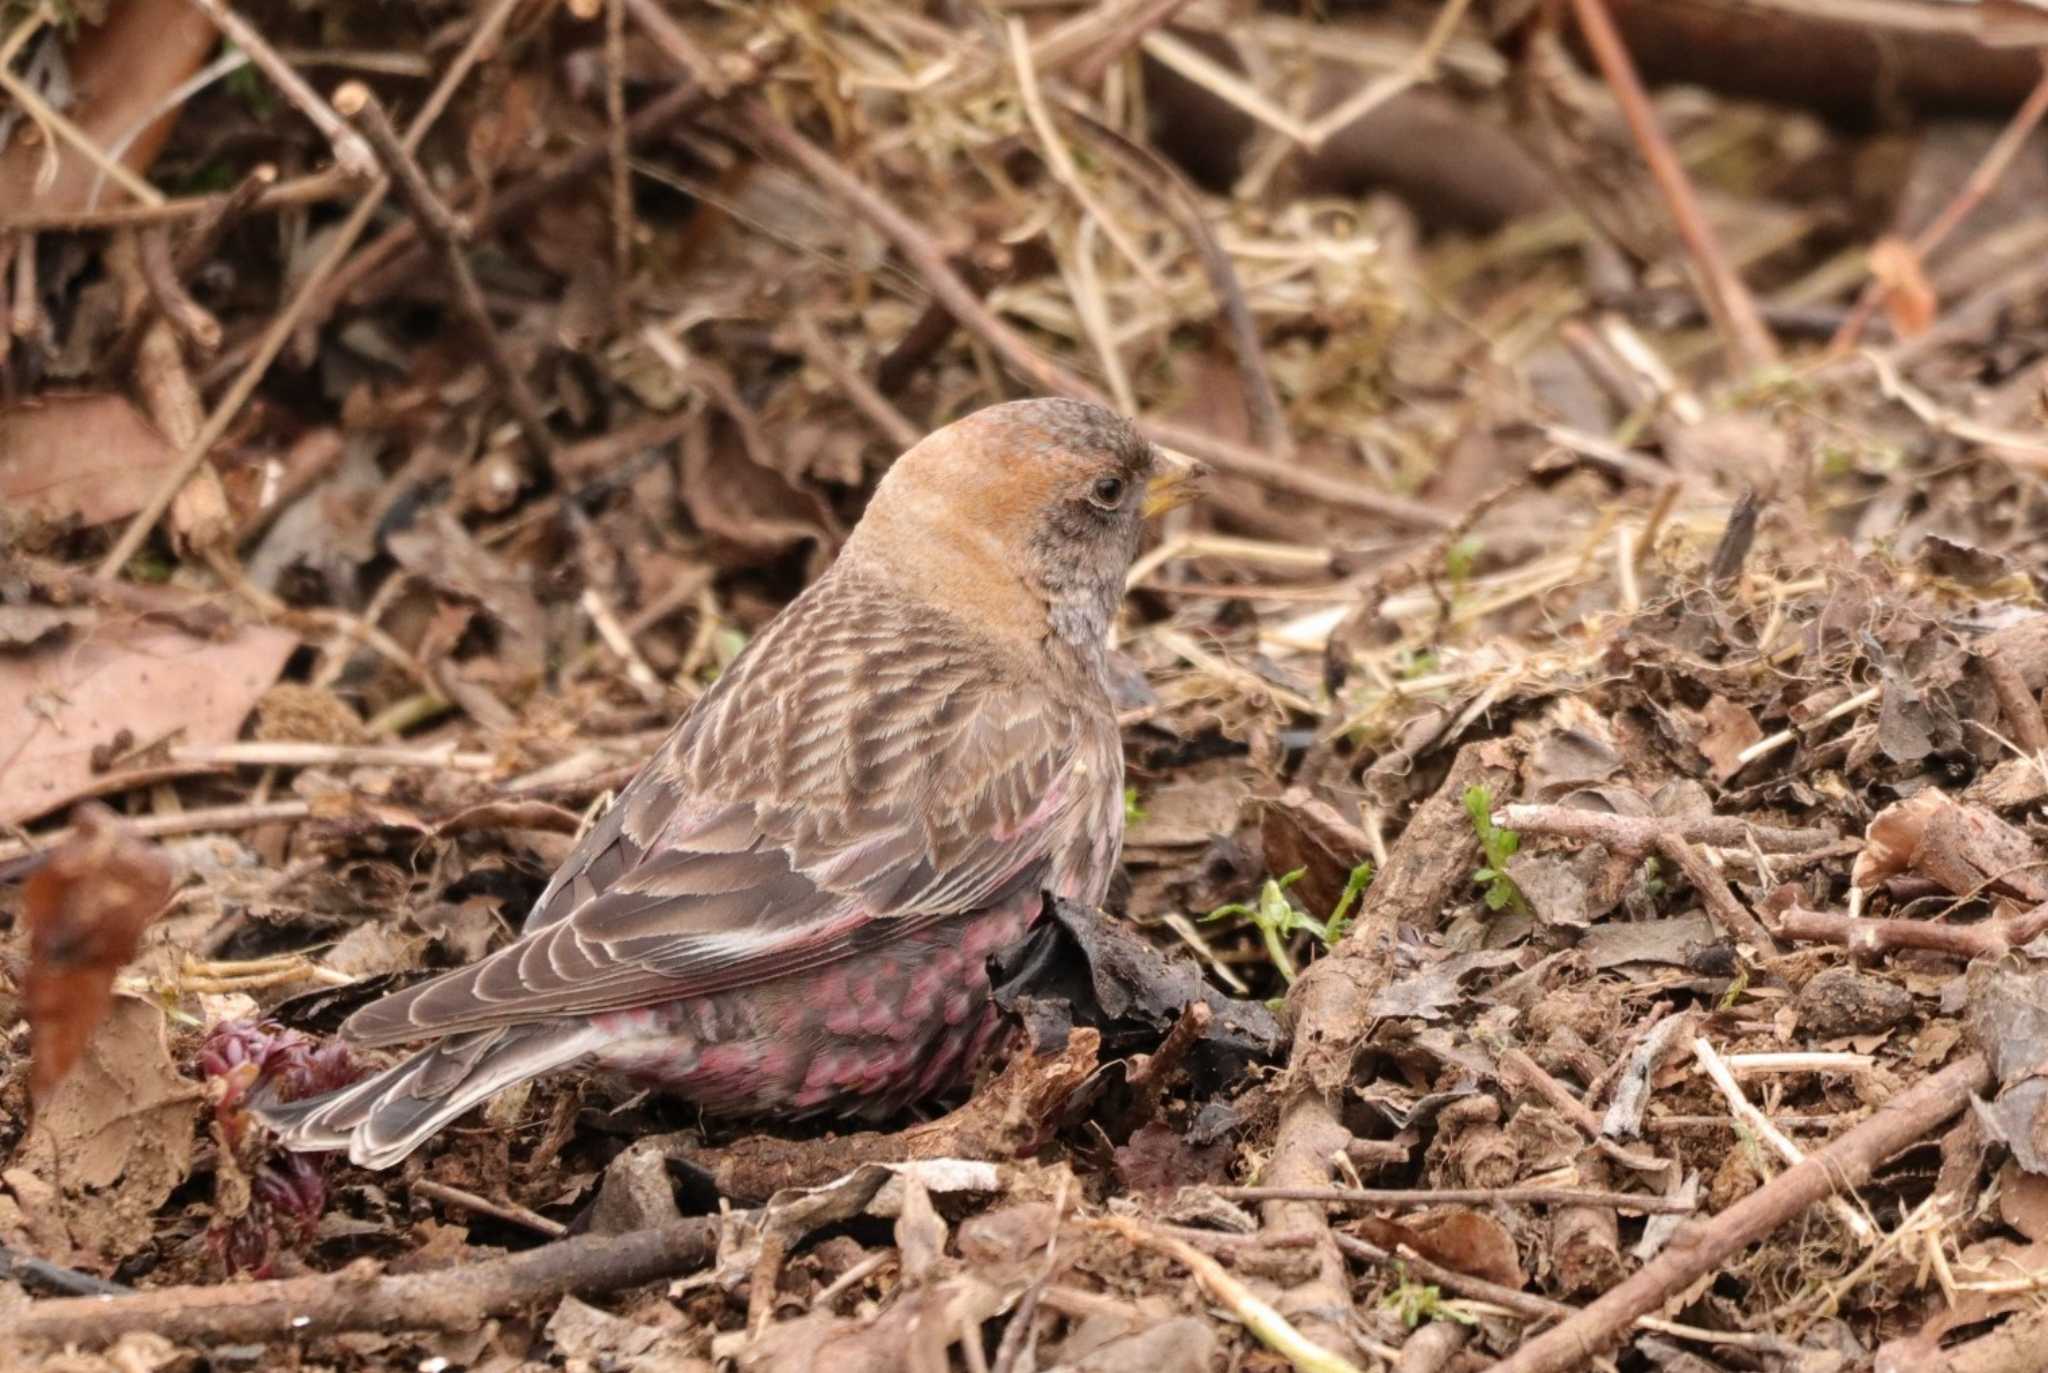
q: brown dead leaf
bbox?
[0,395,182,528]
[1351,1207,1526,1288]
[1869,236,1937,338]
[682,413,841,579]
[22,803,175,1105]
[0,618,296,826]
[6,996,200,1271]
[0,0,217,213]
[1691,695,1764,782]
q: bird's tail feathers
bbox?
[255,1021,603,1170]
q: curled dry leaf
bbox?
[23,802,175,1106]
[1868,236,1937,339]
[1852,790,1948,892]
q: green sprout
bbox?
[1323,860,1374,947]
[1383,1268,1478,1329]
[1203,861,1374,984]
[1718,962,1750,1011]
[1464,785,1526,914]
[1444,536,1483,597]
[1123,786,1147,826]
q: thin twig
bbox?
[742,101,1448,529]
[1497,804,1836,856]
[621,0,727,92]
[606,0,633,326]
[1105,1217,1364,1373]
[172,164,279,273]
[137,225,221,351]
[0,65,164,207]
[334,83,555,467]
[1492,1054,1989,1373]
[1565,0,1778,373]
[1980,641,2048,757]
[412,1179,568,1238]
[1068,0,1199,88]
[1053,102,1292,457]
[186,0,377,179]
[95,0,516,578]
[791,315,923,449]
[2,167,353,233]
[1831,56,2048,354]
[1654,831,1782,954]
[1693,1037,1873,1242]
[333,28,789,324]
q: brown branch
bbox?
[875,244,1012,395]
[1566,0,1778,373]
[1498,1046,1671,1176]
[1215,1185,1691,1214]
[1119,1000,1212,1134]
[1252,744,1518,1359]
[792,315,923,450]
[742,100,1450,530]
[1980,641,2048,756]
[1774,897,2048,962]
[1488,1053,1991,1373]
[1497,804,1835,856]
[1337,1232,1567,1324]
[411,1178,567,1238]
[8,1216,720,1348]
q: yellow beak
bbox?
[1142,446,1207,518]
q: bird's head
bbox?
[844,398,1204,650]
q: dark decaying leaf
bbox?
[988,897,1283,1095]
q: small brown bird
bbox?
[261,398,1201,1167]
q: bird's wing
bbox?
[342,580,1099,1047]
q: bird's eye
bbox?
[1089,476,1126,509]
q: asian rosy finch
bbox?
[260,398,1202,1167]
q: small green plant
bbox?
[1123,786,1147,826]
[1382,1268,1478,1329]
[1639,855,1666,900]
[224,47,276,116]
[1444,536,1482,596]
[1718,962,1750,1011]
[1396,648,1440,681]
[1323,860,1374,947]
[1203,861,1373,983]
[1464,785,1525,914]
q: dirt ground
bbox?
[5,2,2048,1370]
